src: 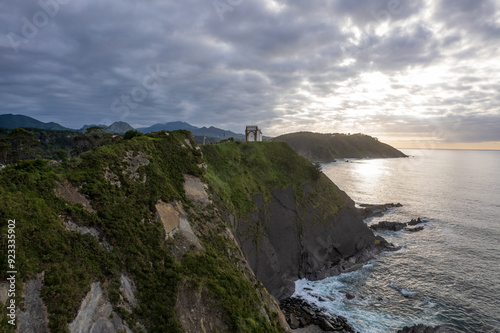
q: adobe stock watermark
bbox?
[6,219,17,326]
[213,0,243,22]
[339,0,402,60]
[6,0,70,54]
[110,64,169,120]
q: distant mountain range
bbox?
[137,122,246,140]
[136,121,199,133]
[0,114,246,139]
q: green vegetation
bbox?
[274,131,407,161]
[71,126,116,156]
[0,159,114,332]
[182,235,283,332]
[124,130,144,140]
[0,128,75,164]
[0,130,286,332]
[0,126,123,165]
[202,141,322,217]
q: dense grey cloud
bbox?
[0,0,499,146]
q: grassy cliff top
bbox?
[202,140,329,216]
[273,131,407,161]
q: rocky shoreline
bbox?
[281,297,356,332]
[306,235,400,282]
[280,203,437,332]
[281,298,442,333]
[304,204,412,282]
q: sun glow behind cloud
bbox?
[0,0,499,149]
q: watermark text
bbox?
[6,219,17,326]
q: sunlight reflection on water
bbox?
[312,150,500,332]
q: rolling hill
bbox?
[0,114,71,131]
[273,131,407,161]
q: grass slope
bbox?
[202,140,324,218]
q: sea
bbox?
[292,149,500,333]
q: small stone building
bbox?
[245,126,262,142]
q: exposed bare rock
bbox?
[155,200,182,236]
[61,216,113,251]
[55,180,95,213]
[155,200,202,257]
[0,282,8,305]
[232,184,385,300]
[197,162,208,171]
[358,203,402,219]
[64,218,100,238]
[370,218,424,232]
[122,151,149,182]
[407,218,423,226]
[68,282,132,333]
[100,239,113,252]
[307,236,399,281]
[16,273,50,333]
[183,174,211,206]
[184,138,193,148]
[175,281,228,333]
[119,274,137,309]
[370,221,407,231]
[104,167,121,187]
[281,297,355,332]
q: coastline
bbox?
[282,203,436,333]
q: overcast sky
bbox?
[1,0,499,148]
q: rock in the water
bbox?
[371,217,424,232]
[397,324,442,333]
[317,317,335,331]
[358,203,402,219]
[341,291,355,300]
[407,218,423,226]
[280,297,355,332]
[370,221,407,231]
[405,226,424,232]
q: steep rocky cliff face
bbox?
[1,132,387,332]
[0,131,288,332]
[202,141,386,300]
[235,184,376,300]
